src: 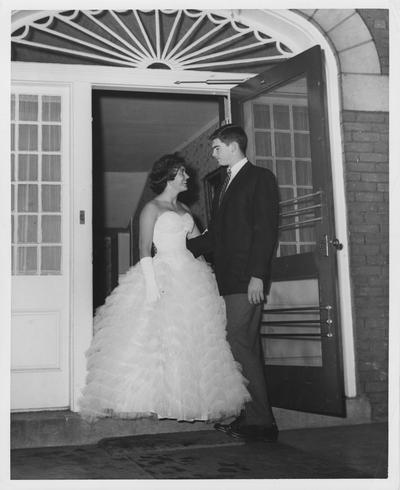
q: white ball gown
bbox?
[78,210,250,422]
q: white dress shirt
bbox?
[226,158,248,189]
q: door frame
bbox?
[11,39,355,409]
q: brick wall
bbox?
[357,9,389,75]
[342,110,389,421]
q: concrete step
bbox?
[11,397,372,449]
[11,411,212,449]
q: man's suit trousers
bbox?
[224,293,275,427]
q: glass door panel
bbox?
[244,75,323,369]
[231,46,345,415]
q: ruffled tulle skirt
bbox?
[78,250,250,422]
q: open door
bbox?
[230,46,345,416]
[11,85,71,410]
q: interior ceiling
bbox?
[94,91,220,172]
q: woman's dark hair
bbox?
[149,153,187,194]
[209,123,248,154]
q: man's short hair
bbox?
[209,124,248,154]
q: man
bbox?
[187,124,280,442]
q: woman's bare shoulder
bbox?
[140,200,160,220]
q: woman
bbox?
[78,153,250,422]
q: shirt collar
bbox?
[229,157,248,180]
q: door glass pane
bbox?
[11,154,15,181]
[11,91,63,276]
[42,185,61,212]
[253,104,270,129]
[17,246,37,275]
[274,132,292,157]
[243,75,321,368]
[42,215,61,243]
[42,96,61,122]
[294,133,311,157]
[17,215,38,243]
[42,155,61,181]
[11,184,15,212]
[11,94,15,120]
[279,244,297,256]
[19,124,38,151]
[276,159,293,185]
[17,184,38,212]
[19,94,38,121]
[18,154,38,181]
[243,75,317,258]
[256,158,273,172]
[296,160,312,186]
[42,125,61,151]
[41,246,61,274]
[11,123,15,151]
[293,105,309,130]
[255,132,271,156]
[273,104,290,129]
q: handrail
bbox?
[263,306,326,313]
[261,333,326,339]
[261,320,320,326]
[279,190,323,207]
[261,305,334,338]
[280,203,322,219]
[279,216,322,231]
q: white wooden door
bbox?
[11,85,71,410]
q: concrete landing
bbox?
[11,396,372,449]
[10,423,389,480]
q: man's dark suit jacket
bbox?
[188,161,280,296]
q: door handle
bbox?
[330,238,343,250]
[320,235,343,256]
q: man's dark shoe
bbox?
[230,424,279,443]
[214,417,242,435]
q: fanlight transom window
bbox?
[12,10,294,70]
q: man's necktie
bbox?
[218,167,231,207]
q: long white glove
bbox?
[140,257,160,303]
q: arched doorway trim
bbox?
[11,8,362,399]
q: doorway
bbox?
[11,55,354,415]
[91,90,224,309]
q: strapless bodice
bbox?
[153,211,194,255]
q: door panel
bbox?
[11,86,70,410]
[262,279,321,367]
[231,46,345,416]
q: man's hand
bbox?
[248,277,265,305]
